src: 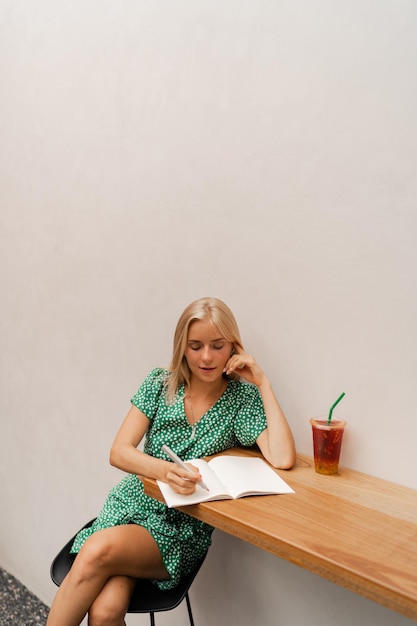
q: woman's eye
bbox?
[213,344,225,350]
[189,345,201,351]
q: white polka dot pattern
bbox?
[70,368,268,589]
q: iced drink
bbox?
[310,418,347,475]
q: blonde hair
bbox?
[165,297,244,403]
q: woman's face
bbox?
[184,317,233,385]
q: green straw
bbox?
[327,392,346,424]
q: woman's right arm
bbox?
[109,405,201,494]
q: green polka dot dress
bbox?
[70,368,268,589]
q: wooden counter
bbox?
[142,447,417,621]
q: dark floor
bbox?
[0,567,49,626]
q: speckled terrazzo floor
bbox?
[0,567,49,626]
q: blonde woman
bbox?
[46,297,296,626]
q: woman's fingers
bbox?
[166,465,201,494]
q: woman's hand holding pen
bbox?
[164,461,202,495]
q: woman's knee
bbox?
[73,534,116,582]
[88,599,125,626]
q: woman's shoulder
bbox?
[131,368,170,401]
[144,367,171,384]
[142,367,174,392]
[131,367,170,411]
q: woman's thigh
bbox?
[78,524,170,581]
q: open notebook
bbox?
[157,455,295,508]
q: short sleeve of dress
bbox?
[233,382,268,446]
[130,368,168,422]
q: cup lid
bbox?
[310,418,347,429]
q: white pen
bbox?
[161,445,209,491]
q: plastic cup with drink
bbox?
[310,393,347,475]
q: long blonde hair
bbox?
[165,297,244,403]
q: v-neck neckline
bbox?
[181,380,229,435]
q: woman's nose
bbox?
[201,346,212,362]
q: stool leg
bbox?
[185,592,195,626]
[149,611,155,626]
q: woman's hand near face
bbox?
[223,347,267,388]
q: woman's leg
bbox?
[87,575,136,626]
[46,525,170,626]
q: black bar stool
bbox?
[50,519,207,626]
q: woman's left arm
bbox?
[225,350,296,469]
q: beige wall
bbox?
[1,2,416,625]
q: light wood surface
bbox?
[142,447,417,621]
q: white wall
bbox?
[1,1,416,625]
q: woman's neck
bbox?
[187,377,227,402]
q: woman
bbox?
[46,297,296,626]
